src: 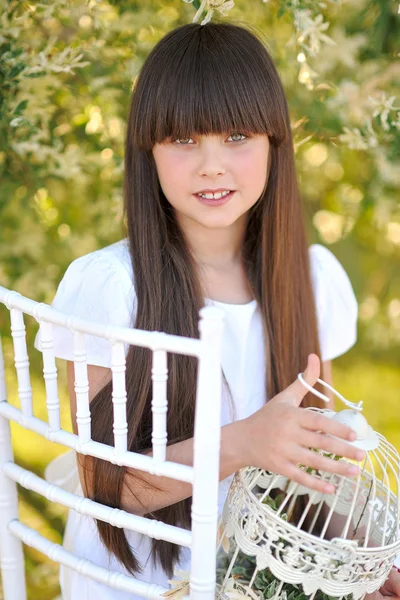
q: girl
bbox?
[35,21,400,600]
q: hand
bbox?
[366,567,400,600]
[237,354,366,494]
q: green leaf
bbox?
[14,100,28,115]
[9,64,26,79]
[193,0,201,9]
[264,580,278,599]
[232,566,249,577]
[24,72,46,78]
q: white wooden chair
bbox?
[0,284,225,600]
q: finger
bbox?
[275,354,321,408]
[284,462,336,495]
[297,448,360,479]
[300,410,361,447]
[298,430,365,462]
[386,570,400,596]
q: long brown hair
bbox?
[87,22,324,577]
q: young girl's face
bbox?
[152,132,270,232]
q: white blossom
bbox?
[184,0,235,25]
[294,9,336,56]
[339,126,378,151]
[368,92,400,132]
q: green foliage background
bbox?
[0,0,399,598]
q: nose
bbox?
[197,139,227,179]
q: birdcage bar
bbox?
[8,520,175,599]
[0,401,194,483]
[246,564,259,594]
[151,349,168,462]
[0,339,27,600]
[190,306,224,600]
[111,342,128,454]
[275,481,298,518]
[381,439,400,534]
[343,458,374,542]
[73,332,91,443]
[319,473,354,540]
[9,309,32,418]
[371,448,392,546]
[258,475,282,504]
[368,475,398,547]
[296,477,331,531]
[307,495,324,535]
[39,320,61,431]
[222,545,240,588]
[3,462,192,547]
[247,468,266,493]
[286,487,303,521]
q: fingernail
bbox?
[324,483,335,494]
[349,431,357,441]
[356,451,365,462]
[348,465,359,476]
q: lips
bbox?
[194,190,235,206]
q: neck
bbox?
[176,212,247,268]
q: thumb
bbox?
[273,353,321,407]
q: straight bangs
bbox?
[131,23,290,151]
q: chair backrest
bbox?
[0,284,224,600]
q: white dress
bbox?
[34,239,358,600]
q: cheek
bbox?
[237,149,269,190]
[155,153,190,196]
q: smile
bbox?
[194,190,235,206]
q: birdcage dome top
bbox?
[217,378,400,600]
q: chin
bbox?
[196,215,244,229]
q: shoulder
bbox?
[50,238,136,326]
[308,244,358,361]
[67,238,133,286]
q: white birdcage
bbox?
[216,377,400,600]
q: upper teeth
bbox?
[198,190,231,200]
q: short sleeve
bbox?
[34,251,136,368]
[309,244,358,362]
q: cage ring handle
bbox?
[297,373,363,412]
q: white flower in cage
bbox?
[161,570,190,599]
[222,578,261,600]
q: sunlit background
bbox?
[0,0,399,597]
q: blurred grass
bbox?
[1,351,400,599]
